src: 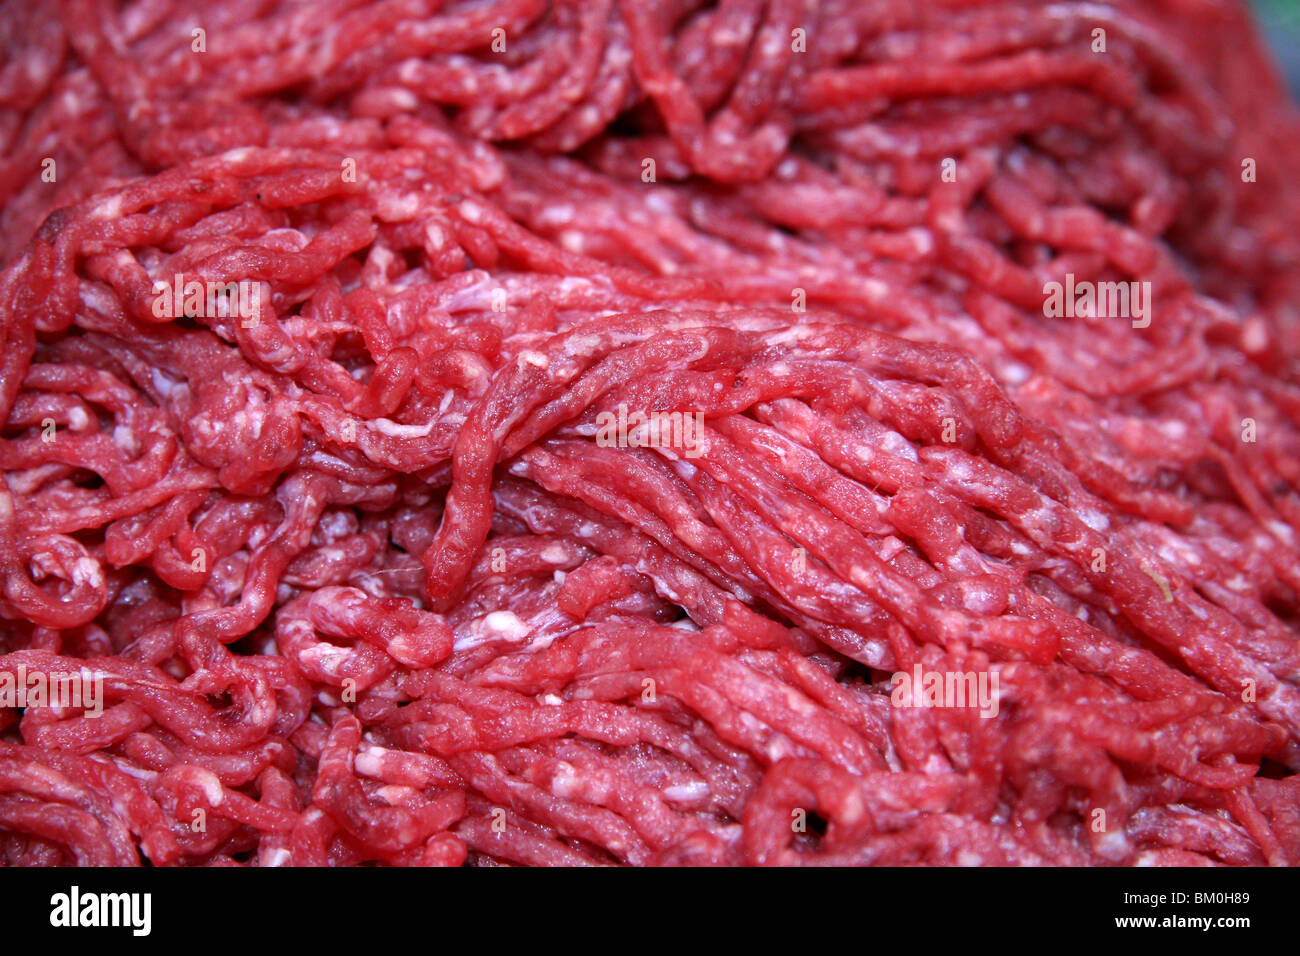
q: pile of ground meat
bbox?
[1,0,1299,867]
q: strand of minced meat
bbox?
[0,0,1298,866]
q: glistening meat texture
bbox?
[1,0,1299,867]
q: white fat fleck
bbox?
[1022,504,1056,530]
[193,769,224,807]
[765,327,815,349]
[1159,419,1188,440]
[354,748,387,778]
[681,335,710,363]
[883,433,919,462]
[92,196,125,220]
[1078,509,1109,532]
[1240,318,1269,353]
[484,610,527,638]
[150,368,179,397]
[518,350,549,369]
[906,227,934,255]
[459,353,485,379]
[537,204,575,227]
[549,762,580,798]
[91,760,149,785]
[540,544,568,564]
[852,122,900,152]
[375,785,416,806]
[262,848,291,867]
[260,231,310,254]
[458,200,483,223]
[303,644,352,675]
[389,89,418,111]
[862,278,889,300]
[226,408,260,440]
[877,536,906,561]
[1044,2,1116,23]
[379,193,421,220]
[1268,521,1295,545]
[1096,829,1130,861]
[367,246,395,273]
[368,418,434,438]
[644,193,674,215]
[943,457,976,483]
[111,424,137,454]
[318,511,352,539]
[662,781,709,802]
[541,693,564,706]
[71,557,103,588]
[1000,362,1031,386]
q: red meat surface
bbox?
[1,0,1299,866]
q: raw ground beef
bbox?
[1,0,1299,867]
